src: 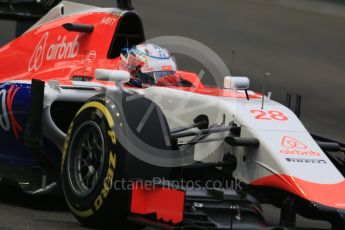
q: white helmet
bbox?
[120,43,177,85]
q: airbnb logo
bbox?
[28,32,80,72]
[281,136,307,149]
[280,136,320,156]
[29,32,48,72]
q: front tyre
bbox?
[61,96,139,229]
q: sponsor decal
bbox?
[101,16,117,26]
[162,65,172,71]
[94,150,116,211]
[282,136,307,149]
[84,50,97,63]
[0,86,23,139]
[280,136,321,156]
[285,158,327,164]
[29,32,80,72]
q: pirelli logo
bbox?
[285,158,327,164]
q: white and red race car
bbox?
[0,1,344,229]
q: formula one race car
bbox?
[1,1,345,229]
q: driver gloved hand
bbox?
[156,75,182,87]
[128,78,143,88]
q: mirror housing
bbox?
[95,69,130,83]
[224,76,250,90]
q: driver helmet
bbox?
[120,43,177,86]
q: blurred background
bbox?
[1,0,344,142]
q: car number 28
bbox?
[250,110,288,121]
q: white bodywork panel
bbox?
[140,86,344,185]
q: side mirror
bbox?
[95,69,130,85]
[224,76,250,90]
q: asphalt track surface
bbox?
[0,182,331,230]
[0,0,344,229]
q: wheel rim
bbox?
[67,121,105,197]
